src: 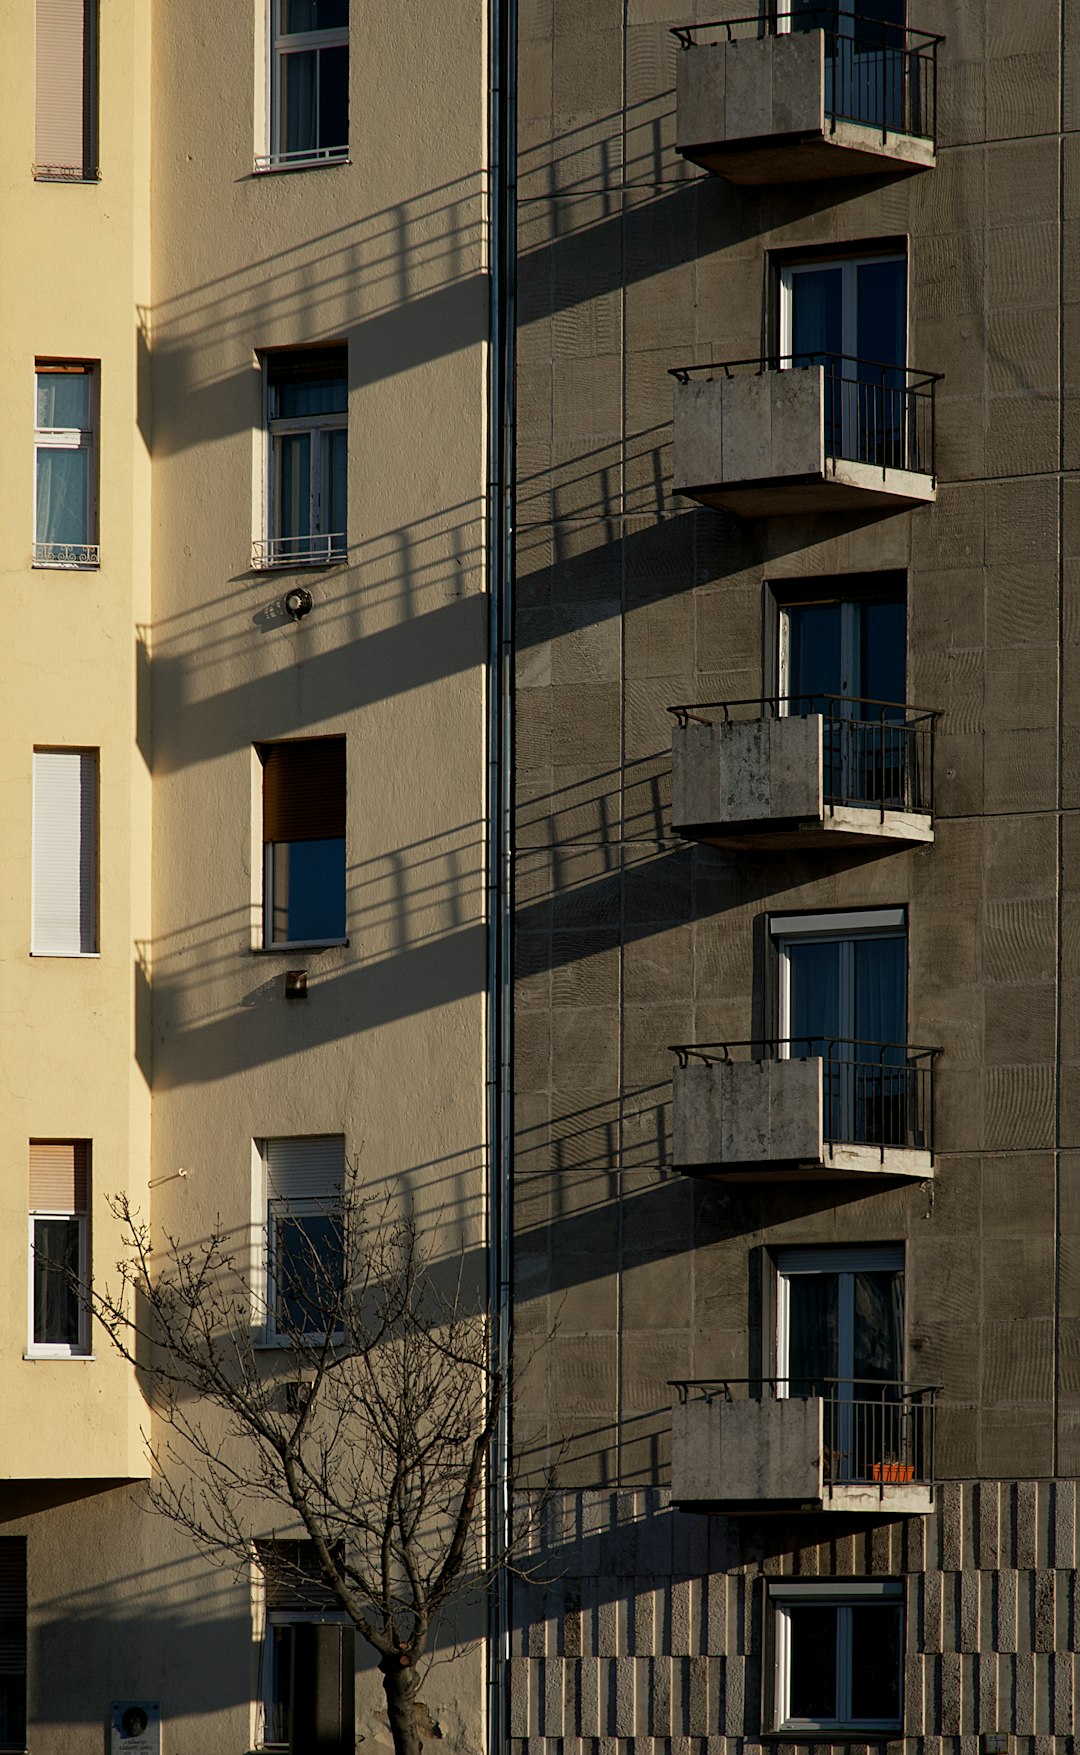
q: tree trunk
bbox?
[381,1656,423,1755]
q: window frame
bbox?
[33,360,99,569]
[27,1208,90,1359]
[31,746,100,958]
[261,0,350,173]
[258,1137,347,1347]
[768,1579,905,1736]
[259,351,348,570]
[253,1537,349,1751]
[258,737,347,950]
[778,251,907,369]
[774,1242,906,1390]
[771,907,907,1051]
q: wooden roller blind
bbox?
[32,749,98,955]
[30,1140,90,1213]
[35,0,96,177]
[262,740,346,843]
[265,1136,345,1204]
[258,1539,342,1611]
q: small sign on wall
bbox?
[110,1701,161,1754]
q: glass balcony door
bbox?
[777,915,907,1145]
[781,256,906,467]
[780,0,907,132]
[781,590,909,808]
[777,1246,906,1482]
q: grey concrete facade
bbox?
[513,0,1080,1747]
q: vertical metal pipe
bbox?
[486,0,516,1747]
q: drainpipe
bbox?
[486,0,516,1744]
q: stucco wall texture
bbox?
[513,0,1080,1746]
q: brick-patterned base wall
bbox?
[509,1484,1078,1750]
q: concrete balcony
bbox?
[669,698,935,849]
[670,1043,937,1182]
[671,358,939,516]
[672,19,940,183]
[670,1379,937,1515]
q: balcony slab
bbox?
[672,1057,934,1181]
[672,368,936,517]
[671,716,933,848]
[676,33,936,184]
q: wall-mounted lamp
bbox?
[285,969,308,1000]
[284,587,313,621]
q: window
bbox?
[259,348,347,567]
[262,1137,346,1341]
[264,0,349,171]
[769,1580,903,1734]
[0,1541,26,1754]
[777,1245,911,1485]
[29,1140,90,1356]
[775,578,925,813]
[260,739,346,947]
[32,748,98,956]
[779,253,908,468]
[35,0,98,181]
[772,908,911,1148]
[34,361,99,567]
[256,1540,351,1750]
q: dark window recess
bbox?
[0,1541,27,1754]
[261,738,346,945]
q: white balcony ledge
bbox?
[253,534,347,569]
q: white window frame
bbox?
[258,359,348,569]
[775,1242,905,1389]
[33,363,99,569]
[258,1138,347,1347]
[771,907,906,1051]
[262,844,348,950]
[770,1579,904,1733]
[27,1208,90,1358]
[779,252,906,367]
[31,747,100,958]
[260,0,349,172]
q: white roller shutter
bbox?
[264,1136,345,1203]
[35,0,91,175]
[32,749,98,955]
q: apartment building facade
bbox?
[511,1,1080,1750]
[1,2,493,1750]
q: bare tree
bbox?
[88,1181,510,1755]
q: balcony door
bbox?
[780,587,910,807]
[774,909,907,1145]
[776,1245,906,1482]
[780,255,906,466]
[780,0,907,132]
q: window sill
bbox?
[30,951,101,959]
[765,1731,903,1742]
[34,167,100,183]
[254,940,349,954]
[24,1350,95,1361]
[253,1334,343,1351]
[253,153,350,176]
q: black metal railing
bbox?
[671,1376,939,1488]
[670,354,940,480]
[671,11,941,146]
[670,1038,939,1155]
[668,693,936,817]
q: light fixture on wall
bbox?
[284,586,313,621]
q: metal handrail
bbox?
[667,692,938,729]
[671,13,943,50]
[669,1376,941,1404]
[669,1037,941,1068]
[669,352,941,387]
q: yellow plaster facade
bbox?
[0,0,492,1747]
